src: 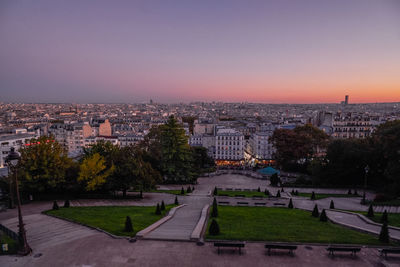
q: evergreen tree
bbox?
[187,186,192,193]
[312,204,319,217]
[281,187,285,192]
[320,209,328,222]
[288,198,294,209]
[379,222,389,243]
[354,189,358,196]
[264,189,269,196]
[174,196,179,205]
[125,216,133,232]
[64,199,70,208]
[140,190,143,199]
[181,187,185,195]
[155,203,161,215]
[329,200,335,209]
[311,191,316,200]
[211,197,218,217]
[367,204,374,217]
[192,186,195,192]
[381,210,388,223]
[209,219,220,235]
[295,190,299,196]
[270,173,280,186]
[291,189,295,195]
[257,187,260,192]
[161,200,165,211]
[348,189,352,195]
[52,200,59,210]
[276,190,281,197]
[213,186,218,196]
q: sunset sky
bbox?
[1,0,400,103]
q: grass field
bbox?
[45,205,174,236]
[206,206,389,245]
[297,192,359,200]
[152,189,187,195]
[217,190,267,198]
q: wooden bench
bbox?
[326,246,361,256]
[265,244,297,255]
[234,189,242,191]
[273,203,286,206]
[237,202,249,205]
[254,202,266,206]
[218,201,230,205]
[379,248,400,259]
[235,195,246,197]
[214,242,245,255]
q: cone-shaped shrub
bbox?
[295,190,299,196]
[140,190,143,199]
[187,186,192,193]
[264,189,269,196]
[311,191,316,200]
[125,216,133,232]
[181,187,185,195]
[288,198,293,209]
[257,187,261,192]
[155,203,161,215]
[312,204,319,217]
[329,200,335,209]
[379,222,389,243]
[276,190,281,198]
[209,219,220,236]
[281,187,284,192]
[320,209,328,222]
[381,210,388,223]
[161,200,165,211]
[192,186,195,192]
[53,201,59,210]
[213,186,218,196]
[354,189,358,196]
[211,198,218,217]
[291,189,295,195]
[64,199,70,208]
[367,204,374,218]
[348,189,352,195]
[174,196,179,205]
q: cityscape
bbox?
[1,1,400,267]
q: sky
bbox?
[1,0,400,104]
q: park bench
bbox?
[244,189,251,191]
[218,194,229,197]
[265,244,297,255]
[235,195,246,197]
[273,203,286,206]
[214,242,245,255]
[235,189,242,191]
[218,201,230,205]
[254,202,266,206]
[326,246,361,256]
[379,248,400,259]
[252,196,263,200]
[226,188,233,191]
[237,202,249,205]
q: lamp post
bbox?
[362,165,369,205]
[5,147,32,255]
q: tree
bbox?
[281,187,284,192]
[381,210,388,223]
[187,186,192,193]
[18,136,73,193]
[312,204,319,217]
[276,190,281,197]
[161,200,165,211]
[213,187,218,196]
[320,209,328,222]
[78,153,114,191]
[264,189,269,196]
[181,187,185,195]
[288,198,294,209]
[379,222,389,243]
[257,187,261,192]
[311,191,316,200]
[329,200,335,209]
[64,199,70,208]
[174,196,179,205]
[211,198,218,217]
[209,219,220,235]
[155,203,161,215]
[367,204,374,218]
[52,201,59,210]
[125,216,133,232]
[348,189,352,195]
[270,173,280,186]
[190,146,215,176]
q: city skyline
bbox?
[1,0,400,103]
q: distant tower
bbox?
[345,95,349,105]
[150,99,153,104]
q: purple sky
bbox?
[1,0,400,103]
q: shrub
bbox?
[281,187,284,192]
[187,186,192,193]
[354,189,358,196]
[367,204,374,218]
[213,187,218,196]
[288,198,293,209]
[192,186,195,192]
[348,189,352,195]
[374,194,388,202]
[174,196,179,205]
[155,203,161,215]
[329,200,335,209]
[312,204,319,217]
[381,210,388,223]
[264,189,269,196]
[211,198,218,217]
[276,190,281,198]
[311,191,316,200]
[209,219,220,236]
[291,189,295,195]
[52,201,59,210]
[320,209,328,222]
[140,190,143,199]
[379,222,389,243]
[257,187,260,192]
[64,199,70,208]
[161,200,165,211]
[125,216,133,232]
[295,190,299,196]
[181,187,185,195]
[270,173,280,186]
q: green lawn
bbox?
[297,192,359,200]
[370,200,400,206]
[351,211,400,228]
[45,205,174,236]
[152,189,187,195]
[217,190,267,198]
[206,206,389,245]
[0,231,18,255]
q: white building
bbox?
[215,129,244,161]
[248,131,275,160]
[0,133,38,168]
[48,123,92,154]
[118,134,144,147]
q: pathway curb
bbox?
[190,204,210,241]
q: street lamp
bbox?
[5,147,32,255]
[362,165,369,205]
